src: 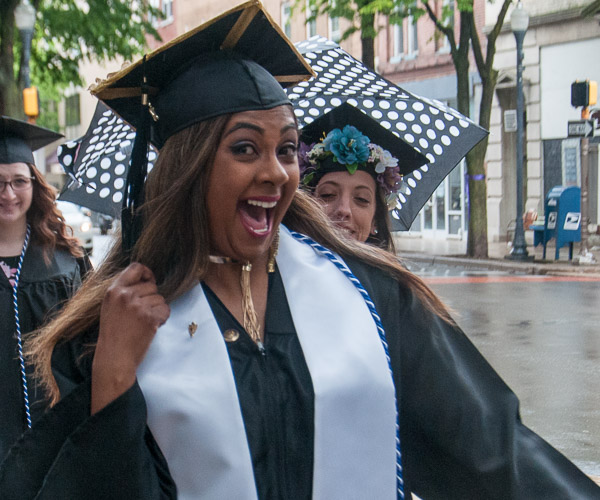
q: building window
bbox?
[282,2,292,39]
[328,0,340,42]
[406,15,418,57]
[148,0,160,26]
[392,20,404,60]
[437,0,454,53]
[65,93,80,127]
[162,0,173,21]
[306,0,317,38]
[329,15,340,42]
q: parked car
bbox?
[98,214,114,235]
[56,200,95,254]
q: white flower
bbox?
[308,143,326,160]
[369,144,384,160]
[375,149,398,173]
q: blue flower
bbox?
[299,124,404,210]
[323,126,370,170]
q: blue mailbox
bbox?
[532,186,581,260]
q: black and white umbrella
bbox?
[289,36,488,230]
[57,102,157,217]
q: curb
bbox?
[398,252,600,277]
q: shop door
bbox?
[409,161,466,239]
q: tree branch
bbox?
[483,0,512,73]
[469,11,486,77]
[457,10,471,60]
[422,1,456,53]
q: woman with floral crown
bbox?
[298,103,424,253]
[1,3,599,500]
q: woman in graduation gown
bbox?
[0,117,91,461]
[1,3,599,499]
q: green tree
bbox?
[411,0,512,258]
[299,0,397,69]
[0,0,161,123]
[296,0,514,258]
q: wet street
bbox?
[406,260,600,477]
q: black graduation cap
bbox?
[88,0,314,254]
[0,116,63,165]
[300,102,428,182]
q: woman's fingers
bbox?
[100,262,169,344]
[131,279,161,298]
[92,263,170,413]
[151,302,171,327]
[112,261,155,287]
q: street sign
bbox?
[564,212,581,230]
[504,110,517,132]
[567,120,594,137]
[547,211,557,229]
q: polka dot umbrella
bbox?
[289,36,488,230]
[57,101,157,218]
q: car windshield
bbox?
[56,201,82,214]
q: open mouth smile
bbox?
[238,197,279,237]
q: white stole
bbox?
[137,226,397,499]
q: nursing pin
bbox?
[223,329,240,342]
[188,322,198,338]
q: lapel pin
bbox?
[188,322,198,338]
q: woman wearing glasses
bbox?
[0,116,90,461]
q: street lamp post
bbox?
[506,1,532,261]
[15,0,37,122]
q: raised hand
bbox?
[91,263,170,414]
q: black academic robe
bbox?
[0,245,89,462]
[0,258,598,499]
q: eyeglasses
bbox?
[0,177,35,192]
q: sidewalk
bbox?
[393,233,600,277]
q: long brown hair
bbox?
[364,186,395,253]
[27,164,84,262]
[26,112,451,405]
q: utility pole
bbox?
[570,80,597,264]
[15,0,38,124]
[506,2,533,261]
[577,131,594,263]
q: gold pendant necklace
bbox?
[208,230,279,346]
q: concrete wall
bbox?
[540,37,600,139]
[485,0,600,242]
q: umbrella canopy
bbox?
[57,102,157,217]
[288,36,488,230]
[58,36,487,229]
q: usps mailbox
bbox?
[534,186,581,260]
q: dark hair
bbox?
[27,164,84,263]
[365,186,395,253]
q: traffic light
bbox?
[571,80,598,107]
[23,86,39,118]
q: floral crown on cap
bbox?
[299,125,403,209]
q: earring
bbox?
[267,229,279,273]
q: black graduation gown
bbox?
[1,259,599,499]
[0,245,89,461]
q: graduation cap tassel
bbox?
[122,56,151,256]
